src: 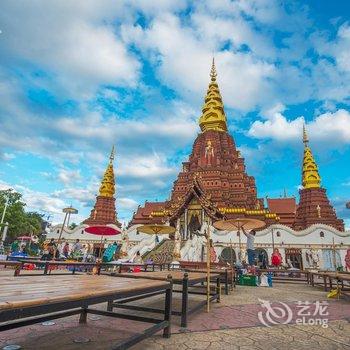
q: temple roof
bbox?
[267,198,296,214]
[302,125,321,189]
[129,201,168,226]
[135,201,166,218]
[198,58,228,133]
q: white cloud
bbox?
[248,106,350,146]
[308,109,350,143]
[0,180,67,221]
[118,153,177,179]
[53,187,96,207]
[248,104,304,141]
[1,0,350,224]
[0,152,15,161]
[0,1,140,98]
[57,169,81,186]
[315,23,350,73]
[122,13,276,111]
[119,197,138,211]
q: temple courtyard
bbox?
[1,280,349,350]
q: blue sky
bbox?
[0,0,349,228]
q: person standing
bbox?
[63,242,70,258]
[72,239,82,253]
[47,238,57,260]
[241,227,256,266]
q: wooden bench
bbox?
[17,261,168,276]
[103,262,165,273]
[0,260,22,276]
[182,268,235,295]
[259,269,310,284]
[309,271,332,291]
[109,270,220,328]
[16,260,111,276]
[0,275,172,349]
[179,260,231,270]
[0,260,22,268]
[325,272,350,299]
[179,261,235,294]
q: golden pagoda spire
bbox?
[199,58,228,132]
[99,145,116,197]
[301,125,321,189]
[303,124,309,145]
[109,144,115,163]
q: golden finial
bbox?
[303,124,309,145]
[109,145,115,163]
[99,147,116,197]
[210,57,217,82]
[199,58,228,132]
[301,127,321,189]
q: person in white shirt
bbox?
[241,227,256,266]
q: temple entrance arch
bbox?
[255,248,268,269]
[219,247,236,267]
[188,213,201,239]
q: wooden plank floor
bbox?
[0,275,168,310]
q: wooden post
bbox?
[79,307,88,324]
[181,273,189,328]
[238,226,242,262]
[216,276,221,303]
[163,275,173,338]
[229,238,234,291]
[332,237,337,271]
[206,223,211,313]
[99,235,104,259]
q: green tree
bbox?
[0,189,44,241]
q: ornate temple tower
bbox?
[294,126,344,231]
[130,60,279,231]
[169,59,262,210]
[83,146,121,227]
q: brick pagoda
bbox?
[130,60,279,234]
[293,126,344,231]
[84,146,121,227]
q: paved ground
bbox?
[0,272,349,350]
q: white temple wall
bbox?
[48,222,350,269]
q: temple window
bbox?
[81,230,84,234]
[57,229,59,234]
[320,231,324,237]
[276,231,281,237]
